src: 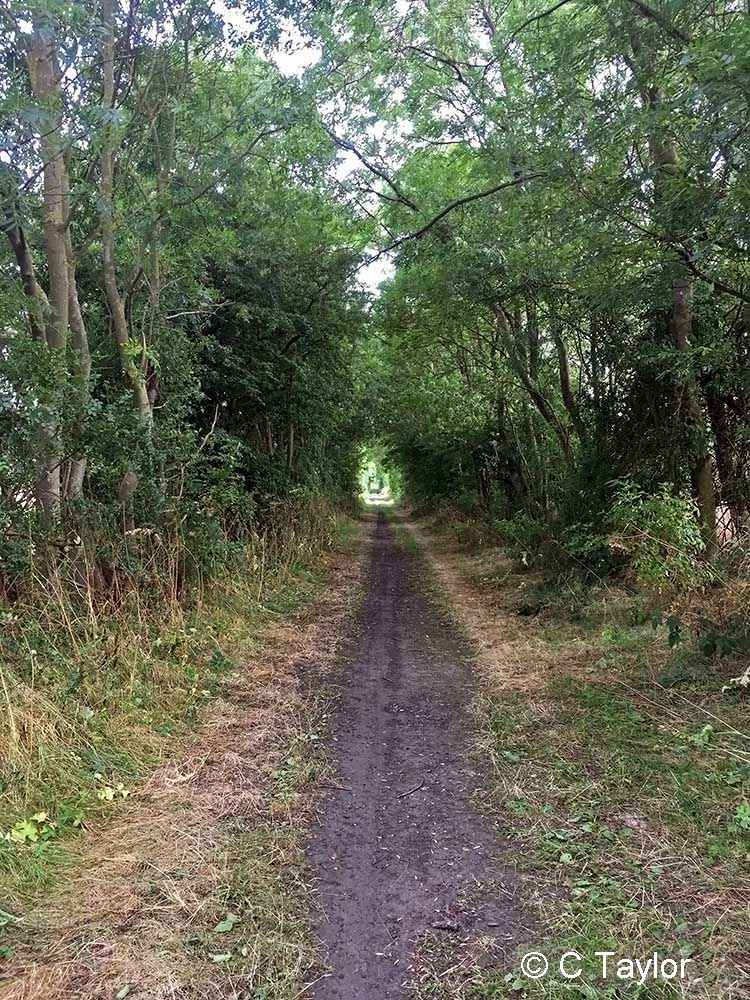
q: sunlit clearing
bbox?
[359,451,397,506]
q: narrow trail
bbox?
[309,513,530,999]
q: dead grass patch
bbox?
[404,518,608,693]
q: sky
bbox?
[220,5,395,295]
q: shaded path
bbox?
[309,513,529,999]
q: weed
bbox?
[1,512,364,998]
[387,513,421,554]
[412,513,750,999]
[0,505,351,913]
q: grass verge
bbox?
[0,512,365,998]
[405,516,750,1000]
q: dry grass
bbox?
[402,513,750,999]
[404,517,610,693]
[0,499,344,822]
[0,522,368,1000]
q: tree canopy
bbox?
[1,0,749,584]
[314,0,750,560]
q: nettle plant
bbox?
[608,480,709,592]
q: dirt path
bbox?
[309,513,530,998]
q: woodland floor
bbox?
[2,510,749,999]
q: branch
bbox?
[193,404,220,460]
[481,1,497,40]
[382,172,544,252]
[678,250,750,305]
[325,127,418,211]
[564,166,749,304]
[0,1,21,32]
[506,0,578,46]
[349,172,543,285]
[628,0,691,44]
[163,127,284,215]
[165,302,230,320]
[403,44,480,97]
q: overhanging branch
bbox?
[382,172,544,253]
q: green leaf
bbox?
[733,802,750,831]
[214,912,240,933]
[10,820,39,844]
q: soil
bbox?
[309,513,531,999]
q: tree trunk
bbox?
[100,0,153,426]
[63,209,90,501]
[496,393,533,512]
[25,34,68,353]
[287,418,295,471]
[3,157,91,504]
[668,268,716,550]
[474,452,491,507]
[3,213,50,344]
[495,305,575,466]
[647,110,717,550]
[265,416,275,455]
[552,320,586,443]
[704,381,745,537]
[628,12,720,551]
[24,27,72,513]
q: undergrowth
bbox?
[412,512,750,1000]
[0,500,349,917]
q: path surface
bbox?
[309,513,529,998]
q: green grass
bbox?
[0,512,353,921]
[410,670,749,999]
[469,646,750,998]
[408,515,750,1000]
[385,512,421,554]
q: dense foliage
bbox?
[301,0,750,567]
[2,0,750,582]
[1,0,366,596]
[0,2,373,896]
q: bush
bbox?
[555,521,616,575]
[0,494,345,905]
[608,480,708,592]
[492,512,548,562]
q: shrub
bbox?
[608,480,708,592]
[492,512,548,562]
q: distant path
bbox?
[309,512,529,998]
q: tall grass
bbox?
[0,496,344,905]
